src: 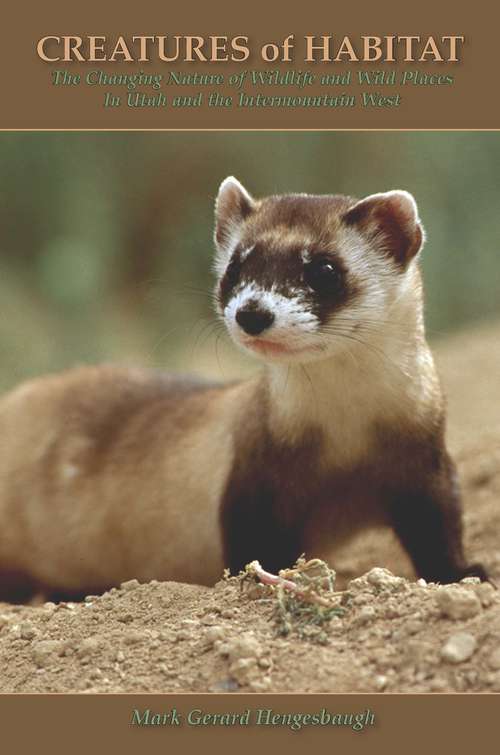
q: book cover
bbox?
[0,1,498,752]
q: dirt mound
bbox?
[0,320,499,693]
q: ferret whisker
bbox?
[320,323,412,346]
[148,325,186,356]
[214,331,227,379]
[189,317,222,359]
[325,330,410,378]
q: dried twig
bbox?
[239,556,346,643]
[245,559,343,608]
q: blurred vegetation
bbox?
[0,132,499,390]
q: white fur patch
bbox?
[224,282,318,338]
[213,227,241,277]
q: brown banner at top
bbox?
[1,0,499,129]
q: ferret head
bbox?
[214,177,425,364]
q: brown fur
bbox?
[0,182,488,601]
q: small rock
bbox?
[229,657,258,685]
[249,676,271,692]
[366,568,406,591]
[475,582,496,608]
[225,633,262,662]
[221,608,239,619]
[428,677,448,691]
[32,640,65,667]
[117,613,134,624]
[352,594,369,606]
[374,675,388,691]
[441,633,477,664]
[77,637,102,657]
[0,614,14,629]
[120,579,140,592]
[180,619,198,628]
[436,587,482,620]
[159,664,176,678]
[357,606,376,625]
[488,648,500,670]
[347,575,370,593]
[19,622,37,641]
[123,631,146,646]
[406,620,424,636]
[159,631,176,642]
[205,626,226,645]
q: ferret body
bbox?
[0,178,487,600]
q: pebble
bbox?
[117,613,134,624]
[221,608,239,619]
[365,568,406,592]
[201,615,218,626]
[488,648,500,670]
[205,626,226,645]
[19,622,37,641]
[123,631,147,645]
[357,606,376,625]
[374,675,388,691]
[77,637,102,657]
[474,582,496,608]
[32,640,65,667]
[120,579,140,592]
[406,620,424,636]
[488,672,500,692]
[249,676,271,692]
[229,657,258,685]
[428,677,448,691]
[159,631,176,642]
[225,633,262,662]
[0,614,14,629]
[436,587,482,620]
[441,633,477,664]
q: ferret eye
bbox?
[304,258,342,295]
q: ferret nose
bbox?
[236,307,275,336]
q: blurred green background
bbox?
[0,132,499,390]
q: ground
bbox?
[0,320,499,693]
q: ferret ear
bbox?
[343,190,425,267]
[214,177,255,253]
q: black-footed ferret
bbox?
[0,177,487,601]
